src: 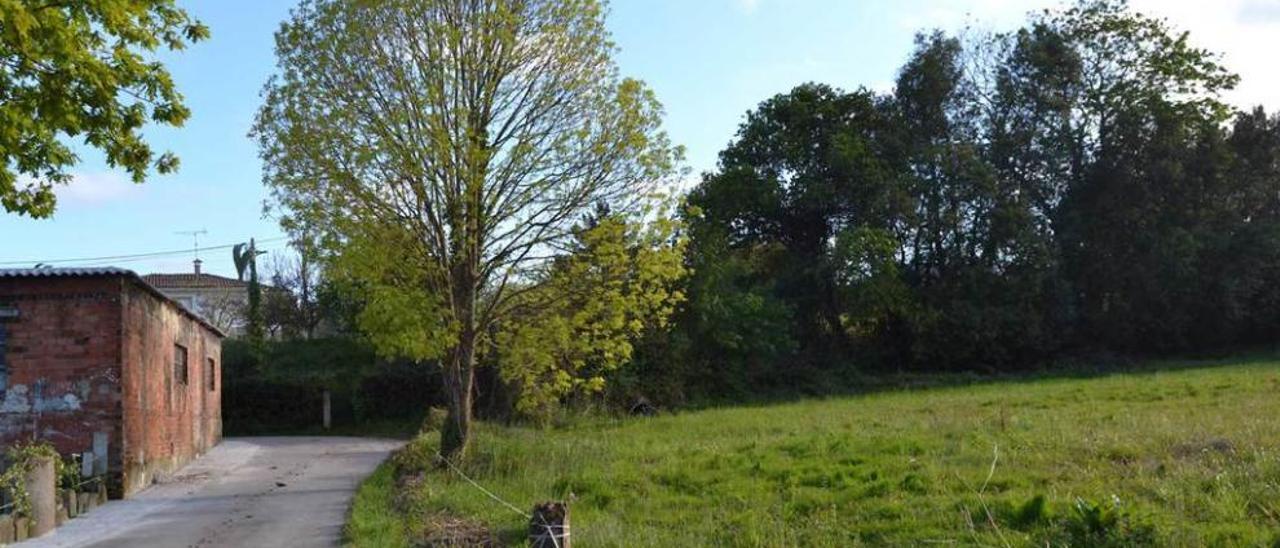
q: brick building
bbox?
[0,268,224,498]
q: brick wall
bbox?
[120,282,222,496]
[0,274,222,498]
[0,277,125,479]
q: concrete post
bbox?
[0,514,13,543]
[22,455,56,538]
[529,502,570,548]
[13,517,28,541]
[323,390,332,430]
[93,433,108,477]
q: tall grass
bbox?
[353,357,1280,546]
[344,462,409,548]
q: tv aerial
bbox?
[176,228,209,261]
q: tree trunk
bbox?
[440,331,476,459]
[441,121,486,460]
[441,251,479,459]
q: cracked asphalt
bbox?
[18,437,403,548]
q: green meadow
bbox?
[348,358,1280,546]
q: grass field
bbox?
[349,357,1280,546]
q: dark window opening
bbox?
[174,344,188,386]
[206,358,216,392]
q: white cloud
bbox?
[892,0,1280,113]
[53,172,141,205]
[1238,0,1280,23]
[1131,0,1280,111]
[736,0,761,15]
[897,0,1044,32]
[871,80,897,95]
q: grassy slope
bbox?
[360,358,1280,546]
[345,462,410,547]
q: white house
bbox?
[144,260,251,336]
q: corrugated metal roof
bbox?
[0,267,226,337]
[0,267,136,278]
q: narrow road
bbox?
[20,437,403,548]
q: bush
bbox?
[222,338,444,435]
[0,441,60,518]
[222,379,325,435]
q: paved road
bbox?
[20,437,403,548]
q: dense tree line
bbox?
[622,1,1280,403]
[251,0,1280,421]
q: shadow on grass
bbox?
[235,348,1280,436]
[666,346,1280,416]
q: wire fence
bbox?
[68,475,103,491]
[434,452,571,548]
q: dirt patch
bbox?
[415,512,500,547]
[388,444,502,547]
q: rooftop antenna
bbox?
[176,228,208,274]
[175,229,208,259]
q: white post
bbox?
[322,390,331,430]
[92,432,108,476]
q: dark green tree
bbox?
[682,83,908,386]
[669,0,1274,395]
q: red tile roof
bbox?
[142,273,249,289]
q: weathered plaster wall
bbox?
[0,277,125,484]
[119,282,222,497]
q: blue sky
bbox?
[2,0,1278,277]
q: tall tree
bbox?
[1001,0,1236,349]
[0,0,208,217]
[254,0,679,457]
[689,83,905,361]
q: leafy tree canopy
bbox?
[497,203,687,420]
[0,0,208,217]
[667,0,1271,395]
[255,0,681,456]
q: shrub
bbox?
[221,338,443,434]
[0,441,60,518]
